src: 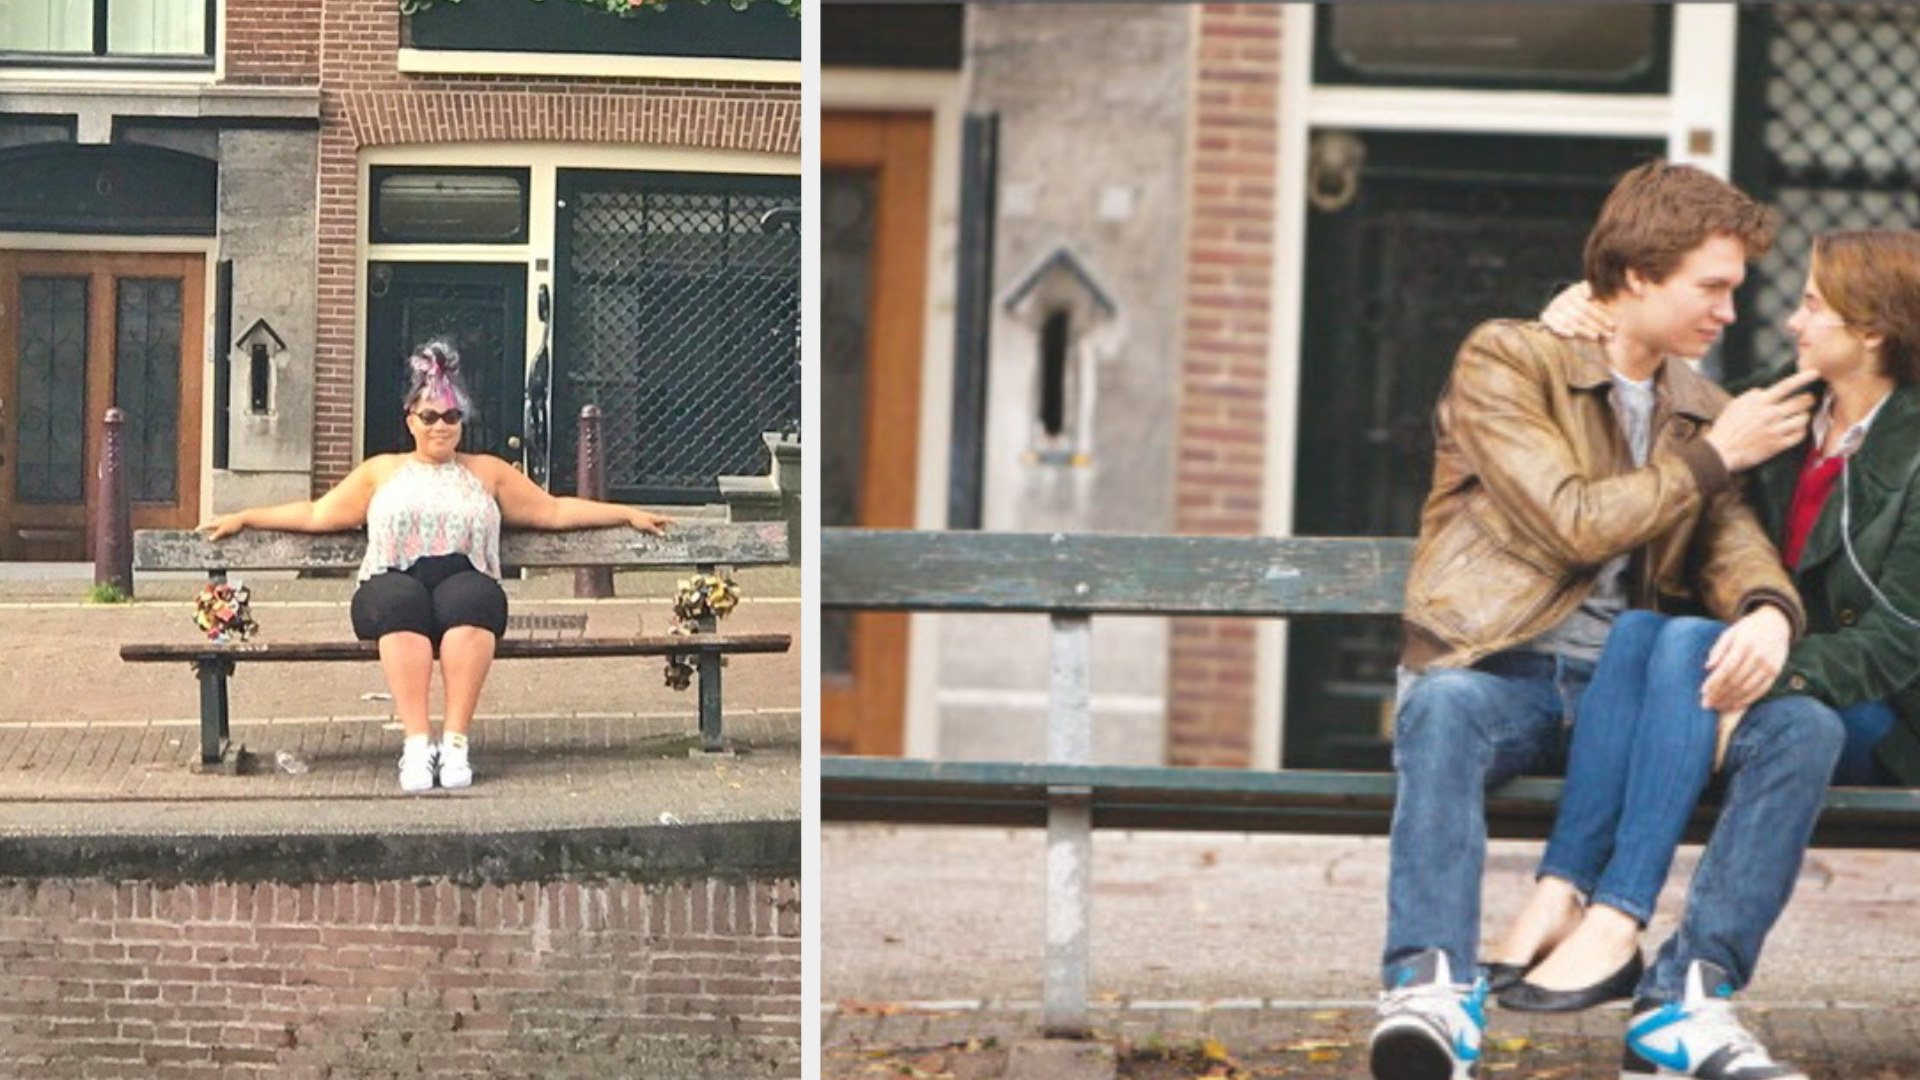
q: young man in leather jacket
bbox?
[1370,162,1842,1080]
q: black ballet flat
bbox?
[1483,962,1531,994]
[1497,950,1645,1013]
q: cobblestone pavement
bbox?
[824,1001,1920,1078]
[823,826,1920,1079]
[0,711,800,835]
[0,566,800,834]
[0,565,799,726]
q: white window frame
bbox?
[0,0,223,85]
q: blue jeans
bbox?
[1835,700,1898,786]
[1538,611,1723,925]
[1385,650,1587,985]
[1385,635,1844,1003]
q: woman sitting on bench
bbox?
[1487,229,1920,1013]
[201,340,672,792]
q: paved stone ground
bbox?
[824,1002,1920,1079]
[0,566,801,832]
[0,565,799,726]
[0,712,800,836]
[822,826,1920,1079]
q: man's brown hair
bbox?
[1583,160,1777,301]
[1812,230,1920,385]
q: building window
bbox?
[1315,3,1670,93]
[0,0,214,66]
[370,168,531,246]
[404,0,798,61]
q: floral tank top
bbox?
[356,458,503,582]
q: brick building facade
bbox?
[307,0,801,494]
[1,0,800,561]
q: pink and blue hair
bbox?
[404,340,475,417]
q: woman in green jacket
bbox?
[1487,228,1920,1011]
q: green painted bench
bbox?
[122,522,791,765]
[819,528,1920,1032]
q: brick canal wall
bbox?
[0,823,800,1078]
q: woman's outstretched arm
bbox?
[486,455,672,535]
[199,458,382,539]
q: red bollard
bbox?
[95,407,134,597]
[574,404,615,599]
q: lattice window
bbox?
[1732,4,1920,374]
[554,175,800,503]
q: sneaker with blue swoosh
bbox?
[1371,949,1486,1080]
[1622,960,1807,1079]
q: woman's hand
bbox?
[1714,707,1747,773]
[1539,282,1614,341]
[1701,605,1793,711]
[628,508,675,536]
[199,512,246,541]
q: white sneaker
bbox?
[1623,961,1807,1079]
[1372,949,1487,1080]
[398,739,437,793]
[438,739,472,789]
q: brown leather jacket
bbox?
[1401,320,1803,672]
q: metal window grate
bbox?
[1731,4,1920,375]
[553,175,800,504]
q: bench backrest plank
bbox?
[135,521,790,572]
[820,529,1413,616]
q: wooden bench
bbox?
[122,522,791,766]
[819,528,1920,1033]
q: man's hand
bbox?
[1701,605,1793,711]
[1705,370,1821,472]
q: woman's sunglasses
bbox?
[411,408,465,426]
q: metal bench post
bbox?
[195,568,232,764]
[695,561,724,753]
[193,658,234,765]
[1044,611,1093,1037]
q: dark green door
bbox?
[1286,131,1662,769]
[363,262,527,462]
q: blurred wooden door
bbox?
[820,111,931,755]
[0,251,204,561]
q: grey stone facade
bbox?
[211,126,321,511]
[936,5,1193,763]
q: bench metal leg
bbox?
[694,571,726,753]
[697,652,724,753]
[192,658,234,766]
[1044,613,1093,1037]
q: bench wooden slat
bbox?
[134,521,790,573]
[821,757,1920,848]
[820,530,1413,616]
[120,633,791,663]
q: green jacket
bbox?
[1746,368,1920,784]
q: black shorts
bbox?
[350,553,509,645]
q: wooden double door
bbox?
[0,251,205,561]
[821,110,931,755]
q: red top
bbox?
[1782,444,1845,569]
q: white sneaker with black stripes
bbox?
[1622,961,1807,1080]
[1371,949,1487,1080]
